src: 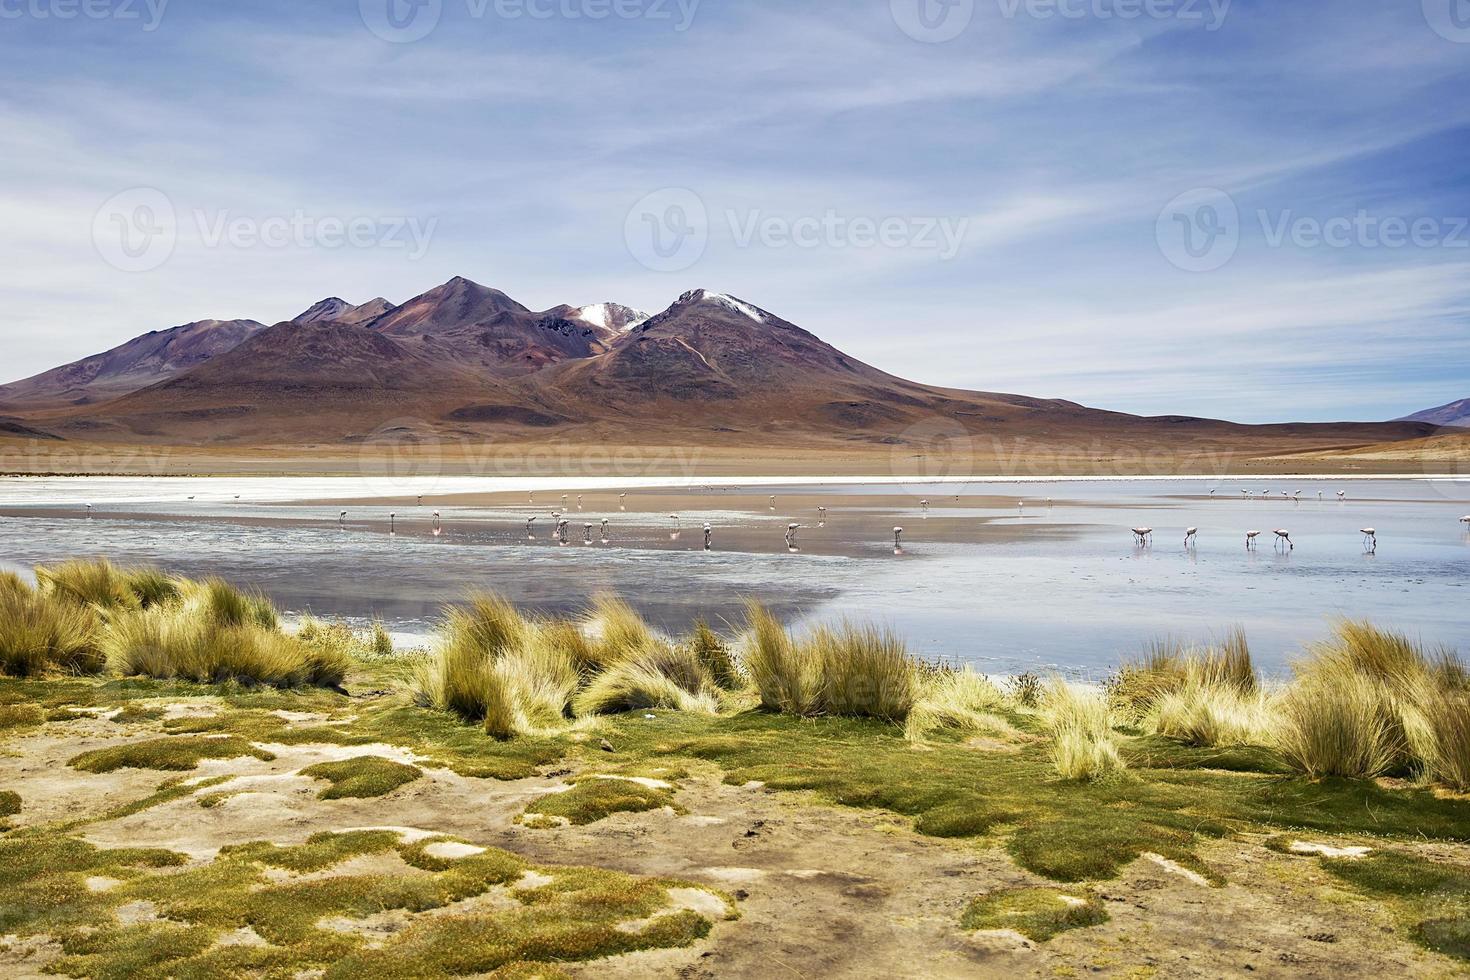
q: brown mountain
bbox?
[293,297,397,326]
[1399,398,1470,428]
[367,276,615,375]
[0,318,265,410]
[6,279,1441,457]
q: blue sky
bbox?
[1,0,1467,422]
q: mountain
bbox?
[366,276,614,374]
[570,303,650,333]
[0,318,266,410]
[1399,398,1470,428]
[82,319,506,442]
[3,278,1441,456]
[293,297,397,326]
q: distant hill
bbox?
[1399,398,1470,428]
[0,318,265,410]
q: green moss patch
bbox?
[0,703,44,733]
[300,757,423,800]
[1315,851,1470,961]
[1,827,724,978]
[69,736,276,773]
[960,887,1108,941]
[521,778,679,827]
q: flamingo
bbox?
[769,495,777,511]
[1274,529,1293,551]
[417,495,423,506]
[619,493,627,511]
[389,512,396,534]
[1461,516,1470,525]
[1318,491,1323,500]
[85,504,92,517]
[432,511,442,536]
[583,523,593,545]
[1209,489,1215,497]
[556,519,569,544]
[920,499,929,516]
[1131,527,1153,547]
[1337,491,1346,500]
[703,523,713,550]
[526,516,537,538]
[1184,527,1198,547]
[1242,489,1251,498]
[1246,530,1261,549]
[339,510,347,529]
[1361,528,1377,549]
[577,495,584,510]
[600,518,610,543]
[893,526,904,552]
[785,523,800,549]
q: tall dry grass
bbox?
[1277,621,1468,784]
[905,668,1017,743]
[0,573,104,677]
[742,602,823,716]
[1043,681,1126,781]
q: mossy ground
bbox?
[2,671,1469,972]
[520,777,680,826]
[300,756,423,800]
[960,887,1108,941]
[0,825,726,979]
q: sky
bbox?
[1,0,1467,423]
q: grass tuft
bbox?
[1043,681,1126,782]
[299,756,424,800]
[960,887,1108,941]
[521,778,679,826]
[69,735,277,773]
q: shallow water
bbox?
[2,476,1467,678]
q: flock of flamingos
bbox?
[85,487,1470,556]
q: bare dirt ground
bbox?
[2,708,1464,979]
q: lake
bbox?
[2,475,1467,679]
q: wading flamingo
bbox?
[1131,527,1153,547]
[1246,530,1260,549]
[432,511,442,536]
[894,526,904,553]
[1361,528,1377,550]
[1184,527,1198,547]
[703,523,712,550]
[526,516,537,539]
[1274,529,1293,551]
